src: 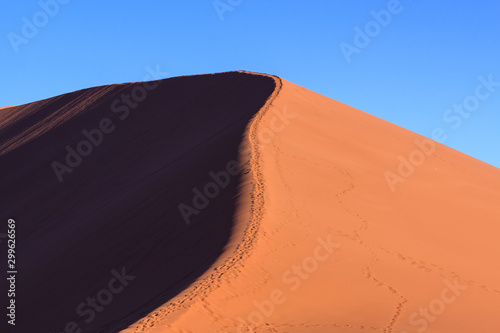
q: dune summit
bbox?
[0,72,276,332]
[1,72,499,333]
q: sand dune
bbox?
[0,72,275,332]
[124,75,500,333]
[1,72,499,333]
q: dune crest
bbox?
[126,75,500,333]
[0,72,277,333]
[2,72,499,333]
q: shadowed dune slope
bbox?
[0,72,277,332]
[126,78,500,333]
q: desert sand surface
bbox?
[123,75,500,333]
[0,72,275,332]
[1,72,499,333]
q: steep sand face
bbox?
[127,78,500,332]
[0,72,276,333]
[2,73,499,333]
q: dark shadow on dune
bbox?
[0,72,276,332]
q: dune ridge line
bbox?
[129,72,283,332]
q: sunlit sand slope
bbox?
[127,77,500,333]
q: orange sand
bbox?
[125,75,500,333]
[2,72,499,333]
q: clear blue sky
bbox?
[1,0,499,167]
